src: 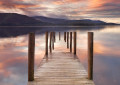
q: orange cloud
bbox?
[0,2,2,4]
[14,4,38,9]
[88,0,107,9]
[88,0,120,10]
[52,1,64,5]
[0,63,3,69]
[53,0,84,5]
[0,0,38,9]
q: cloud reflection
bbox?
[0,34,45,85]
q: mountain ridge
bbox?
[33,16,117,26]
[0,13,51,26]
[0,13,118,26]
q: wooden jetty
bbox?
[28,32,95,85]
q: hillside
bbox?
[33,16,117,26]
[0,13,50,26]
[0,13,118,26]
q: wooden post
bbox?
[59,32,60,40]
[52,32,54,50]
[28,33,35,81]
[54,32,56,42]
[67,32,69,48]
[65,32,67,42]
[88,32,94,80]
[64,32,66,42]
[70,32,72,53]
[49,32,52,53]
[74,32,76,55]
[64,32,65,42]
[45,32,48,55]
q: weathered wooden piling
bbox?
[70,32,72,53]
[59,32,60,40]
[74,32,76,55]
[28,31,95,85]
[28,33,35,81]
[54,32,56,42]
[52,32,54,50]
[49,32,52,53]
[88,32,94,80]
[64,32,66,42]
[65,32,66,42]
[67,32,69,48]
[45,32,48,55]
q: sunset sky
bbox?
[0,0,120,23]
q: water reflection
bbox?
[0,34,45,85]
[0,26,120,85]
[0,26,108,38]
[0,36,27,85]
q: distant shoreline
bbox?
[0,25,120,38]
[0,25,120,28]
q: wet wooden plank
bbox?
[28,51,95,85]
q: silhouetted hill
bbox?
[0,13,118,26]
[34,16,68,24]
[34,16,118,26]
[0,13,50,26]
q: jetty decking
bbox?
[27,32,95,85]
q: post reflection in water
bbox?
[0,26,120,85]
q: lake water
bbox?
[0,26,120,85]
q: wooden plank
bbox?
[28,48,95,85]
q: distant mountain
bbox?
[0,13,51,26]
[33,16,117,26]
[0,13,118,26]
[34,16,68,24]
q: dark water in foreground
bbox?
[0,26,120,85]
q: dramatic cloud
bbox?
[52,0,85,5]
[0,0,38,8]
[0,0,120,23]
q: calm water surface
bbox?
[0,26,120,85]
